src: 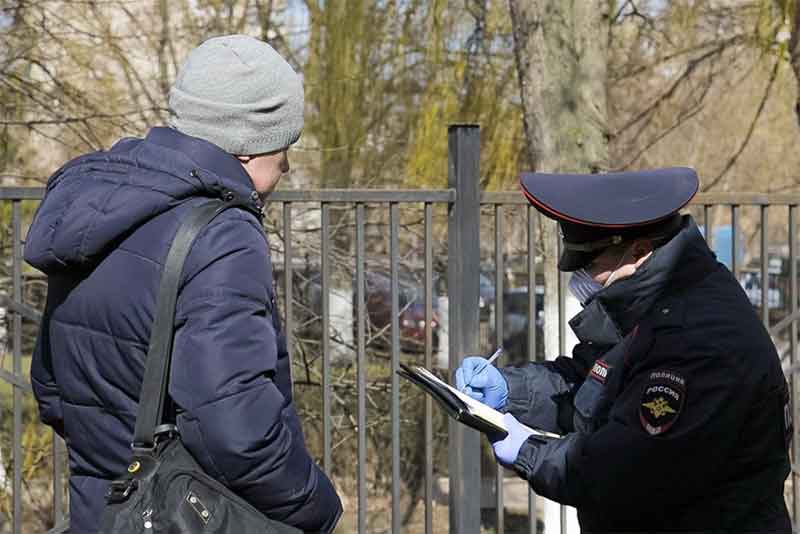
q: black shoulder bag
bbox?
[100,200,302,534]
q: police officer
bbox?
[456,167,792,531]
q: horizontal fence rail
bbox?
[0,175,798,533]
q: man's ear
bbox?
[632,239,654,262]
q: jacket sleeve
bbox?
[169,215,342,533]
[501,356,585,434]
[510,350,749,519]
[30,295,65,438]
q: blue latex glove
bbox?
[491,413,535,466]
[454,356,509,410]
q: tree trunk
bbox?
[508,0,611,530]
[789,0,800,128]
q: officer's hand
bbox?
[454,356,509,410]
[491,413,535,467]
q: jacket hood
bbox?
[25,127,263,273]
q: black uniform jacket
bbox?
[500,216,791,532]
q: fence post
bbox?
[12,201,22,534]
[448,124,482,534]
[790,204,798,524]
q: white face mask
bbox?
[568,245,636,305]
[568,268,603,305]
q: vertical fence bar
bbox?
[704,205,714,249]
[731,205,740,279]
[557,235,566,356]
[760,206,769,328]
[321,203,332,472]
[12,200,22,534]
[494,205,505,534]
[527,205,538,534]
[447,124,482,534]
[790,204,799,523]
[424,203,434,534]
[283,202,294,387]
[556,237,567,534]
[528,207,538,363]
[390,202,401,534]
[355,203,367,534]
[53,436,64,524]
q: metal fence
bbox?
[0,124,798,534]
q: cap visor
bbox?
[519,167,698,227]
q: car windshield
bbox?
[364,271,436,306]
[399,280,428,306]
[505,292,529,315]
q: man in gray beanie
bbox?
[25,35,343,533]
[170,33,305,198]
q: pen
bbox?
[461,347,503,392]
[482,347,504,369]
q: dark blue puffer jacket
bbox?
[24,127,342,533]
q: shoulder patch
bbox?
[590,359,609,384]
[639,370,686,436]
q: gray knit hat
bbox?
[168,35,303,155]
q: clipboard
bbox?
[397,362,560,440]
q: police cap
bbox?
[519,167,699,271]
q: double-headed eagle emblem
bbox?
[642,397,676,419]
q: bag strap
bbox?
[132,199,242,450]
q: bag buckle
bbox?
[130,425,178,456]
[106,479,138,504]
[154,424,178,441]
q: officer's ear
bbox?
[631,238,654,264]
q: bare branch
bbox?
[702,57,781,191]
[615,42,737,137]
[0,109,166,127]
